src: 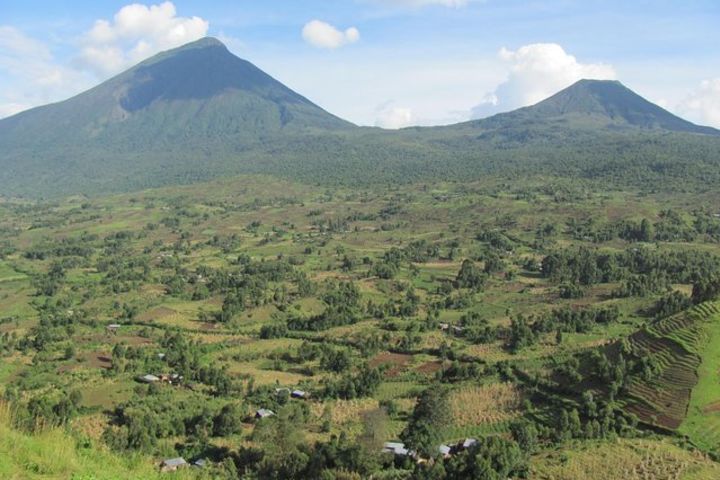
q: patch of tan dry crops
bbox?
[311,398,379,425]
[532,439,720,480]
[449,383,522,426]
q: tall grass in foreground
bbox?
[0,401,190,480]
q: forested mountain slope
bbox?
[0,38,718,198]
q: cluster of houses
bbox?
[253,388,309,419]
[159,388,310,472]
[159,438,480,473]
[439,323,464,335]
[382,438,478,461]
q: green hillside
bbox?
[1,174,720,478]
[0,39,719,198]
[541,300,720,440]
[0,403,182,480]
[616,303,720,431]
[679,303,720,451]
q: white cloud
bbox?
[471,43,616,118]
[216,32,246,54]
[0,26,51,59]
[677,78,720,128]
[302,20,359,49]
[368,0,469,7]
[375,104,414,128]
[0,2,208,119]
[0,26,91,119]
[78,1,209,76]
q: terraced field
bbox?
[679,303,720,451]
[620,302,720,431]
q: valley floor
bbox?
[1,174,720,478]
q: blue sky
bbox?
[1,0,719,127]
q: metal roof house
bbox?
[382,441,410,456]
[138,374,160,383]
[291,389,307,399]
[160,457,187,472]
[255,408,275,419]
[461,438,478,449]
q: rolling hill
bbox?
[576,301,720,453]
[0,37,719,197]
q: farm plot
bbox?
[531,438,720,480]
[679,302,720,451]
[448,383,523,430]
[621,303,719,430]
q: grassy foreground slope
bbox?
[679,303,720,452]
[0,403,184,480]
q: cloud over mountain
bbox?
[471,43,616,119]
[678,78,720,128]
[78,1,209,76]
[0,26,89,118]
[375,104,414,128]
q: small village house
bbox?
[138,374,160,383]
[255,408,275,419]
[160,457,187,472]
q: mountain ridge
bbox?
[450,79,719,136]
[0,37,719,198]
[0,37,351,146]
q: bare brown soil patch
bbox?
[416,360,443,375]
[137,306,176,322]
[58,351,112,373]
[369,352,413,377]
[118,335,153,346]
[702,401,720,414]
